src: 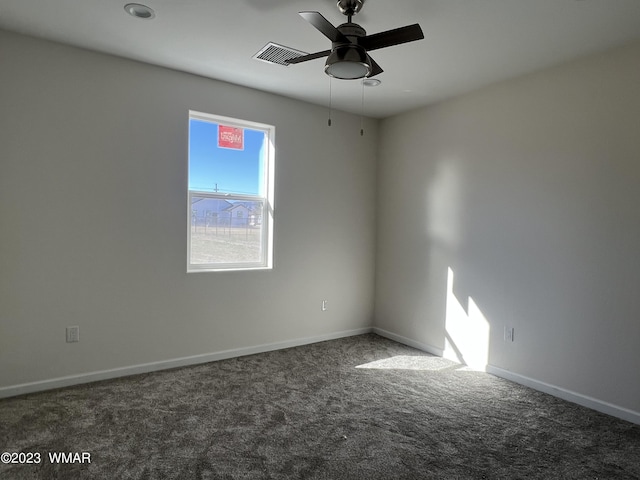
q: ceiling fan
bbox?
[286,0,424,80]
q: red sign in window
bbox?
[218,125,244,150]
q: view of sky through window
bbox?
[188,119,265,195]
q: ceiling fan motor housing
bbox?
[335,23,367,47]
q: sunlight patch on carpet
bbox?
[355,355,461,371]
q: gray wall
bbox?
[2,27,639,419]
[375,40,640,413]
[0,30,377,388]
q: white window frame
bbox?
[187,111,275,272]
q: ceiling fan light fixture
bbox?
[324,44,371,80]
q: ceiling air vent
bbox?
[253,43,308,66]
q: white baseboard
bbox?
[486,365,640,426]
[372,327,444,357]
[0,327,373,399]
[371,327,640,426]
[6,327,637,426]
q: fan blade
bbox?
[359,24,424,52]
[299,11,351,44]
[368,55,384,77]
[286,50,332,64]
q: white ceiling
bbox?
[1,0,640,118]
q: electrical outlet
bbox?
[66,326,80,343]
[321,300,328,311]
[504,326,514,342]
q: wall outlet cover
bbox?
[66,326,80,343]
[504,326,514,342]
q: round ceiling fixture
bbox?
[362,78,381,87]
[124,3,155,19]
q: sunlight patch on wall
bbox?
[444,267,490,371]
[427,160,462,248]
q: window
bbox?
[188,111,274,272]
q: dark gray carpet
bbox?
[1,333,639,479]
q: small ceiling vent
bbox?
[253,43,308,66]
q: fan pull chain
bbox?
[360,79,365,136]
[328,77,333,127]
